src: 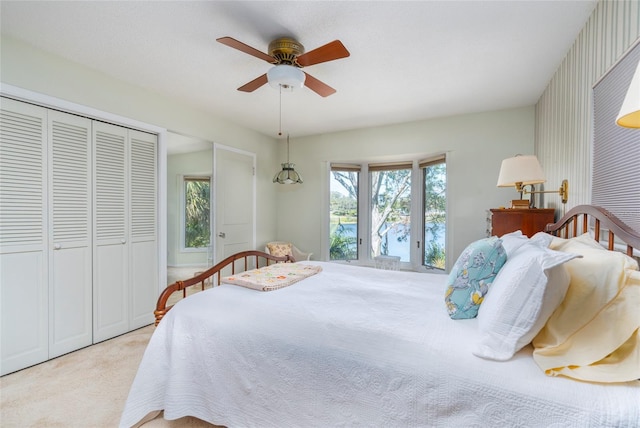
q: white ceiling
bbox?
[1,1,597,140]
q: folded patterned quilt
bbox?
[221,263,322,291]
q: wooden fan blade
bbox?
[238,74,268,92]
[297,40,350,67]
[217,36,276,63]
[303,72,336,97]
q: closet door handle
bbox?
[53,243,62,250]
[218,232,226,238]
[121,239,126,244]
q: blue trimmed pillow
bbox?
[445,237,507,319]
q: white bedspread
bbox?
[121,262,640,427]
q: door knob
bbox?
[218,232,226,238]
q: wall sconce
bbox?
[497,155,568,207]
[616,60,640,128]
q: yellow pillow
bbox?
[267,242,293,258]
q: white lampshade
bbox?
[267,64,305,91]
[616,61,640,128]
[496,155,546,187]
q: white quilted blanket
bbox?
[121,262,640,427]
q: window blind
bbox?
[419,154,446,168]
[368,161,413,172]
[331,163,361,172]
[593,42,640,233]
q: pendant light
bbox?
[273,85,302,184]
[273,134,303,184]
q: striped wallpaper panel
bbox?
[535,0,640,216]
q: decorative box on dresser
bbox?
[490,208,555,238]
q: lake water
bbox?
[337,222,445,262]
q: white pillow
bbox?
[473,242,578,361]
[530,231,553,248]
[499,231,529,256]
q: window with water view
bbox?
[369,163,412,261]
[329,157,446,269]
[329,166,359,260]
[422,159,446,269]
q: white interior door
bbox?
[214,145,255,262]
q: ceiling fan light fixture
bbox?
[267,64,305,92]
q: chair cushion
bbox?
[267,242,293,258]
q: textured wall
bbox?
[535,0,640,214]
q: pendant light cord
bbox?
[278,85,283,136]
[286,134,290,163]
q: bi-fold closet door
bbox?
[1,99,51,374]
[92,122,158,343]
[48,109,93,358]
[0,98,157,375]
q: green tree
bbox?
[370,169,411,257]
[185,179,210,248]
[330,190,357,220]
[333,169,411,258]
[329,223,357,260]
[423,163,446,268]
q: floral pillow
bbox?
[267,242,293,258]
[445,237,507,319]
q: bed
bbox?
[121,205,640,427]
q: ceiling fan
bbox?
[216,36,350,97]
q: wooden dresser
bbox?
[490,208,555,238]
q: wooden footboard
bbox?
[544,205,640,257]
[155,250,294,325]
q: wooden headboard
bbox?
[544,205,640,258]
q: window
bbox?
[329,156,446,270]
[183,176,210,249]
[369,162,412,261]
[329,164,359,260]
[422,157,446,269]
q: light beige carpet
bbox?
[1,317,220,427]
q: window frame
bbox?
[420,155,447,270]
[368,162,413,263]
[327,155,446,271]
[329,164,360,261]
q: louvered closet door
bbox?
[93,122,129,342]
[0,98,49,375]
[129,130,157,329]
[48,110,92,357]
